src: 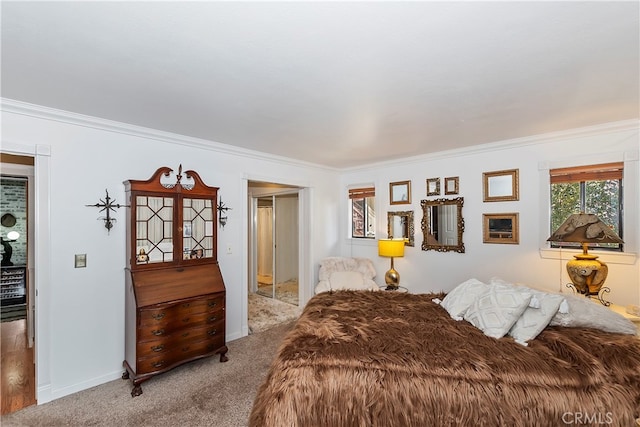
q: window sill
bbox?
[539,248,637,265]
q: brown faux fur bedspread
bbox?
[249,291,640,427]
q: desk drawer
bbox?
[136,335,226,375]
[138,310,224,340]
[137,320,225,356]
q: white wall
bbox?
[340,121,640,306]
[2,98,638,404]
[1,101,341,402]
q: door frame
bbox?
[242,176,311,337]
[2,141,52,404]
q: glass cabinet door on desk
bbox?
[182,197,215,261]
[125,165,219,270]
[136,195,174,264]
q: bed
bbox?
[249,288,640,426]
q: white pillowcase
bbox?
[329,271,364,289]
[549,294,637,335]
[508,290,565,345]
[439,278,489,320]
[463,283,532,339]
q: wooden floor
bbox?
[1,319,36,415]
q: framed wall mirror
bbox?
[483,213,519,244]
[390,180,411,204]
[444,177,459,195]
[426,178,440,196]
[483,169,519,202]
[420,197,465,253]
[387,210,414,247]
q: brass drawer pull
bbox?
[208,301,217,307]
[182,302,191,308]
[152,313,165,320]
[151,344,165,352]
[151,329,165,336]
[151,361,165,368]
[208,329,217,336]
[208,316,217,322]
[182,317,191,323]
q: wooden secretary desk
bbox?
[122,165,228,397]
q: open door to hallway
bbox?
[1,154,36,414]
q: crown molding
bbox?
[343,119,640,172]
[1,98,338,172]
[3,98,637,173]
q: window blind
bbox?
[348,187,375,199]
[549,162,623,184]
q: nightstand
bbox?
[609,304,640,336]
[379,285,408,293]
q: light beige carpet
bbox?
[0,321,296,427]
[248,292,302,334]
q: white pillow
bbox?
[328,271,365,290]
[549,295,637,335]
[439,278,489,320]
[463,283,532,339]
[508,290,565,345]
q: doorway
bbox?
[1,154,36,414]
[248,182,302,333]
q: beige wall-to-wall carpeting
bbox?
[0,321,296,427]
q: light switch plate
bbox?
[75,254,87,268]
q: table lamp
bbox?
[378,239,405,290]
[547,213,623,305]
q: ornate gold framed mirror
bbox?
[420,197,465,253]
[387,211,414,247]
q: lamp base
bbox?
[565,251,611,306]
[384,268,400,290]
[566,254,608,296]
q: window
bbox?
[549,162,623,251]
[349,187,375,238]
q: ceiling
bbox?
[2,1,638,168]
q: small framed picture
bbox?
[444,177,459,195]
[426,178,440,196]
[183,222,192,237]
[390,180,411,205]
[483,169,519,202]
[483,213,519,244]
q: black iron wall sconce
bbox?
[86,189,128,233]
[217,197,232,229]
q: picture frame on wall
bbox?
[426,178,440,196]
[390,180,411,205]
[483,169,519,202]
[444,177,459,195]
[482,213,519,244]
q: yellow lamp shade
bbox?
[378,239,405,258]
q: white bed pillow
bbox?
[329,271,364,289]
[549,295,637,335]
[463,283,532,339]
[439,278,489,320]
[508,290,565,345]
